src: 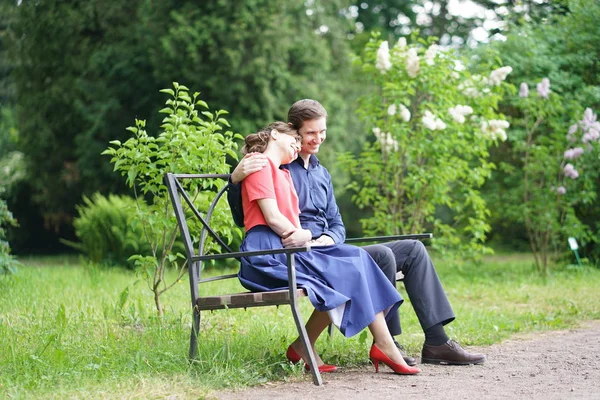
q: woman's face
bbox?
[277,132,301,164]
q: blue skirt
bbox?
[238,226,403,337]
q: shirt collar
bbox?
[293,154,320,169]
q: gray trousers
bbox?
[363,240,455,336]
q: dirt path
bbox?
[216,320,600,400]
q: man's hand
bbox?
[307,235,335,247]
[230,153,269,184]
[281,228,312,248]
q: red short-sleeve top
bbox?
[242,157,301,232]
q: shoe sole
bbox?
[421,357,486,365]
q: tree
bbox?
[5,0,359,251]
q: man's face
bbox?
[298,117,327,155]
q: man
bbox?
[228,99,485,365]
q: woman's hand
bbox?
[230,153,269,184]
[281,228,312,248]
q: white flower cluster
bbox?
[580,108,600,144]
[406,48,420,78]
[488,66,513,86]
[563,163,579,179]
[399,104,411,122]
[387,104,411,122]
[376,41,392,73]
[372,128,399,152]
[424,44,439,66]
[537,78,551,99]
[448,105,473,124]
[422,111,446,131]
[481,119,509,141]
[458,75,484,98]
[564,147,584,160]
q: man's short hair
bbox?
[287,99,327,130]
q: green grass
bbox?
[1,253,599,399]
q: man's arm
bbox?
[227,153,269,227]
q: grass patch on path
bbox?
[1,254,599,398]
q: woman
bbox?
[238,122,420,375]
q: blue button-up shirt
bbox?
[227,154,346,243]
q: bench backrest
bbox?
[164,173,238,300]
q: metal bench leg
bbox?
[290,301,323,386]
[287,255,322,386]
[189,308,200,360]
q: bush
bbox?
[0,189,20,275]
[64,193,151,268]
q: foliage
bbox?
[62,193,152,269]
[494,82,599,274]
[2,255,600,397]
[480,0,600,261]
[0,188,20,275]
[341,34,512,259]
[103,83,242,316]
[3,0,357,253]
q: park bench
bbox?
[164,172,432,386]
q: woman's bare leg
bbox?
[369,312,409,366]
[289,310,330,366]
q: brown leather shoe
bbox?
[394,340,417,366]
[421,339,486,365]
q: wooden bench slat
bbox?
[196,288,306,311]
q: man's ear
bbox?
[270,129,278,140]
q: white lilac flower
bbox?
[395,37,407,50]
[481,119,510,141]
[582,128,600,144]
[519,82,529,98]
[399,104,411,122]
[376,41,392,73]
[579,108,600,133]
[564,147,585,160]
[406,48,420,78]
[488,66,513,86]
[564,163,579,179]
[424,44,439,66]
[372,127,382,139]
[569,124,579,135]
[387,104,397,116]
[448,105,474,124]
[556,186,566,195]
[422,111,446,130]
[383,132,399,153]
[536,77,551,98]
[458,75,483,98]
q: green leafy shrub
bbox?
[341,34,512,260]
[0,188,20,275]
[63,193,151,269]
[103,82,242,316]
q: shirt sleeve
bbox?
[322,169,346,243]
[244,163,276,202]
[226,178,244,228]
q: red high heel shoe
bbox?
[286,345,338,373]
[370,344,421,375]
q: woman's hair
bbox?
[287,99,327,130]
[242,121,298,155]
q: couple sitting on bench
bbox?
[227,100,485,375]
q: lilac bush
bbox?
[340,34,512,259]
